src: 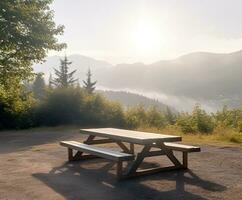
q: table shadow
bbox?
[33,159,226,200]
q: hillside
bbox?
[98,90,172,111]
[33,50,242,110]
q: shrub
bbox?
[35,87,85,126]
[177,113,195,133]
[146,107,167,128]
[125,105,147,128]
[177,105,214,134]
[238,121,242,132]
[82,94,125,127]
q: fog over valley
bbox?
[33,50,242,111]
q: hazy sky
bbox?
[51,0,242,64]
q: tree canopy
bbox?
[32,73,45,100]
[0,0,65,84]
[83,68,97,94]
[52,55,77,88]
[0,0,65,118]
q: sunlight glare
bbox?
[133,19,161,52]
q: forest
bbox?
[0,0,241,143]
[1,54,242,143]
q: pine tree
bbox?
[165,106,176,125]
[52,55,77,88]
[83,68,97,94]
[33,73,46,100]
[48,73,53,89]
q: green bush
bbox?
[125,105,147,128]
[238,121,242,132]
[146,107,167,128]
[82,94,125,127]
[124,105,167,129]
[177,113,195,133]
[33,88,125,127]
[0,83,35,129]
[35,87,85,126]
[192,104,214,133]
[177,105,214,134]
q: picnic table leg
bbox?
[125,145,151,176]
[159,142,183,168]
[122,142,185,178]
[182,152,188,169]
[66,135,100,161]
[83,135,96,144]
[68,148,73,161]
[117,161,123,180]
[130,143,135,154]
[116,141,131,153]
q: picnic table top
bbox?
[80,128,182,144]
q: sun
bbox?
[133,20,160,51]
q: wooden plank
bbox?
[124,166,183,179]
[84,139,115,145]
[145,150,166,157]
[80,128,182,144]
[60,141,134,161]
[130,143,134,154]
[164,142,200,152]
[75,154,100,160]
[116,141,131,153]
[83,135,95,144]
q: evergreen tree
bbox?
[52,55,77,88]
[48,73,53,89]
[83,68,97,94]
[33,73,45,100]
[165,106,176,125]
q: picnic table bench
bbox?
[60,128,200,180]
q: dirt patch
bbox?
[0,128,242,200]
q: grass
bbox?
[137,125,242,147]
[1,124,242,147]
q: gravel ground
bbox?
[0,128,242,200]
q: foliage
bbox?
[32,73,46,100]
[0,0,65,85]
[177,112,195,133]
[0,81,34,129]
[35,87,85,126]
[177,104,214,134]
[214,106,242,131]
[165,106,176,125]
[82,94,125,127]
[34,88,125,127]
[83,68,97,94]
[125,105,168,129]
[52,56,77,88]
[0,0,65,129]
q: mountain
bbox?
[98,90,173,111]
[34,54,112,82]
[33,50,242,110]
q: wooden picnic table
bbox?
[78,128,192,178]
[61,128,200,179]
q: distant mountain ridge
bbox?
[98,90,173,111]
[33,50,242,110]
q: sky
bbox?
[50,0,242,64]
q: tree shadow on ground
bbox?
[33,159,226,200]
[0,129,83,154]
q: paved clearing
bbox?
[0,128,242,200]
